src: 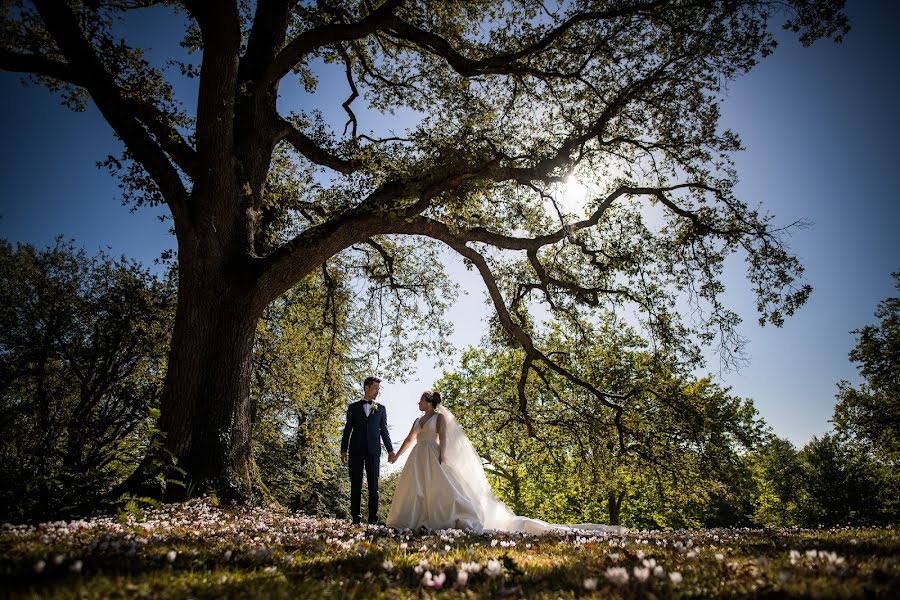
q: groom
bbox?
[340,376,396,524]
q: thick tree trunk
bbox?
[156,258,268,503]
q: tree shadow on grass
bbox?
[4,527,900,599]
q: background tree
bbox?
[0,0,848,501]
[833,270,900,463]
[438,315,766,528]
[823,271,900,524]
[250,272,353,513]
[796,434,881,527]
[0,238,173,520]
[748,435,805,527]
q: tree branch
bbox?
[461,183,710,251]
[238,0,291,85]
[384,1,670,78]
[363,239,397,286]
[0,50,197,176]
[274,116,361,174]
[183,0,241,192]
[336,45,360,140]
[125,98,197,175]
[253,153,506,303]
[31,0,189,220]
[259,0,404,90]
[397,216,632,450]
[0,50,83,84]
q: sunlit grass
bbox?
[2,498,897,598]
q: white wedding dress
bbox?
[386,406,623,534]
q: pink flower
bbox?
[431,572,447,589]
[422,571,446,588]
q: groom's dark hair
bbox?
[363,376,381,389]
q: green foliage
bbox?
[797,434,883,527]
[748,432,899,528]
[769,272,900,528]
[749,436,805,527]
[250,271,352,514]
[2,0,849,369]
[833,271,900,463]
[0,239,376,521]
[376,470,402,522]
[0,0,856,512]
[249,258,432,517]
[0,238,174,520]
[437,317,766,529]
[115,494,162,527]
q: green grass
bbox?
[1,499,898,598]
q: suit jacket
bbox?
[341,400,393,456]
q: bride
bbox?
[385,390,622,534]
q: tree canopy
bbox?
[0,0,849,499]
[0,239,173,519]
[438,316,766,528]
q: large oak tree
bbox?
[1,0,847,501]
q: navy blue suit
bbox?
[341,400,393,524]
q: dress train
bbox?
[386,406,624,535]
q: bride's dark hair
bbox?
[423,390,442,408]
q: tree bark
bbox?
[156,252,268,503]
[608,489,625,526]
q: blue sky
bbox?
[1,2,897,469]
